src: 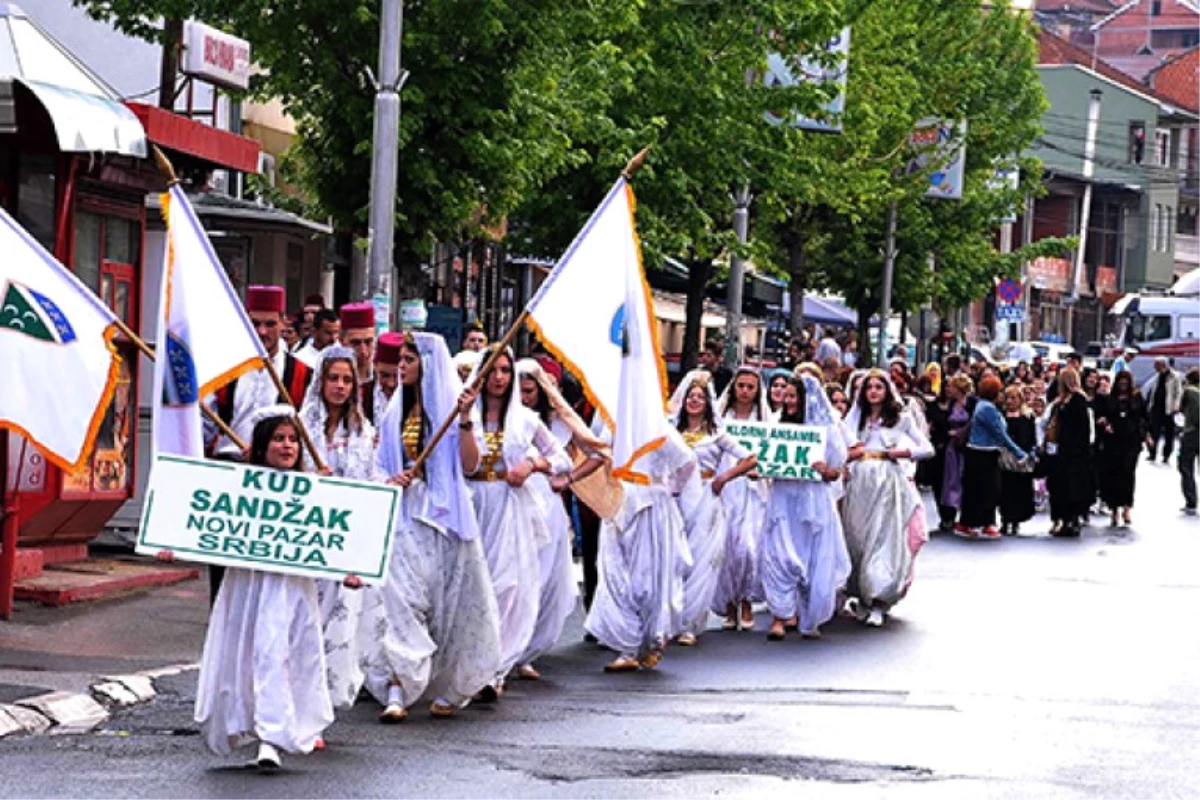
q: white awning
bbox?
[0,5,147,157]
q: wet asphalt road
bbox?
[1,458,1198,798]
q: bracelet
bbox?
[458,420,473,430]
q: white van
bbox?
[1110,270,1199,385]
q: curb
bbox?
[0,663,198,740]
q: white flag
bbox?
[0,209,121,471]
[527,177,667,482]
[153,185,265,457]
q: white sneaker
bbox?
[866,608,885,627]
[256,741,281,771]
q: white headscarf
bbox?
[468,344,541,470]
[668,369,721,428]
[716,365,771,422]
[799,372,848,470]
[845,368,906,436]
[298,346,376,478]
[377,332,479,542]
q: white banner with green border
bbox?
[136,454,400,583]
[723,421,826,481]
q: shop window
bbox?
[16,153,56,252]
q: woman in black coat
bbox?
[1046,368,1095,537]
[999,385,1037,536]
[1096,370,1146,527]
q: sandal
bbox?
[516,664,541,681]
[604,656,640,673]
[429,699,455,718]
[638,650,663,670]
[740,602,755,629]
[767,621,785,641]
[676,632,697,646]
[378,703,408,724]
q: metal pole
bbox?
[0,431,13,620]
[1068,89,1102,345]
[363,0,406,314]
[725,185,751,367]
[877,199,898,365]
[1021,193,1034,341]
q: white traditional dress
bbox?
[370,332,503,709]
[585,428,697,660]
[759,374,850,633]
[843,373,934,612]
[466,365,571,682]
[711,366,771,617]
[299,348,388,709]
[194,408,333,757]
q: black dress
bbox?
[1096,393,1146,509]
[1048,394,1094,527]
[999,414,1037,525]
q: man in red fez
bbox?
[363,331,403,424]
[338,302,376,388]
[204,285,313,604]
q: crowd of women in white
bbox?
[194,335,933,770]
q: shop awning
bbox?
[803,295,858,326]
[0,5,147,157]
[127,102,259,173]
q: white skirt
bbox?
[842,460,928,609]
[469,479,549,679]
[517,474,578,667]
[194,568,333,756]
[760,480,849,633]
[316,580,389,709]
[679,481,727,636]
[585,483,689,658]
[363,480,503,708]
[711,476,766,612]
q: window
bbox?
[72,204,140,323]
[1151,0,1162,15]
[1180,316,1199,341]
[1155,129,1172,167]
[1129,122,1146,164]
[1153,204,1163,251]
[17,154,56,252]
[1129,314,1172,343]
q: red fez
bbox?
[375,332,403,365]
[246,285,285,314]
[535,355,563,384]
[339,302,375,330]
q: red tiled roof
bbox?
[1147,46,1199,111]
[1035,0,1117,12]
[1037,28,1192,108]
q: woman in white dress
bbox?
[711,366,772,631]
[585,426,697,672]
[842,369,934,628]
[372,331,503,719]
[512,358,610,679]
[670,370,757,645]
[193,406,336,770]
[759,373,850,641]
[299,347,390,720]
[459,345,572,696]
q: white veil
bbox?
[377,332,479,542]
[799,372,847,470]
[845,368,906,437]
[298,345,375,478]
[668,369,721,427]
[467,344,540,470]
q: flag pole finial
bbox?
[622,147,651,179]
[152,145,180,187]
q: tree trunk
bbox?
[782,221,807,340]
[158,18,183,110]
[681,257,713,375]
[857,298,878,370]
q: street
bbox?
[1,457,1198,799]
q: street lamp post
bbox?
[725,184,752,367]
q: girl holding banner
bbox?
[193,406,334,770]
[670,371,757,645]
[299,348,391,720]
[374,332,503,719]
[459,345,572,697]
[712,366,773,631]
[842,370,934,628]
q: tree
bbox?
[75,0,629,296]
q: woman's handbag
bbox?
[999,448,1033,474]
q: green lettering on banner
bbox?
[326,508,352,532]
[211,493,233,514]
[191,489,212,512]
[242,470,264,490]
[794,445,810,466]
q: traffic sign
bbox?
[996,304,1025,322]
[996,278,1022,304]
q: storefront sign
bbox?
[182,21,251,91]
[136,455,400,583]
[723,421,826,481]
[763,27,850,133]
[908,119,967,200]
[1027,256,1071,293]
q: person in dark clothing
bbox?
[1096,370,1147,526]
[697,340,734,396]
[1179,368,1199,515]
[1046,367,1094,537]
[999,385,1037,536]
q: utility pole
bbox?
[1067,89,1102,347]
[362,0,407,319]
[877,199,898,365]
[725,185,751,367]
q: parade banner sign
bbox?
[723,421,826,481]
[136,455,400,583]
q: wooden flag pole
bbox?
[110,318,249,452]
[408,310,528,475]
[148,145,324,469]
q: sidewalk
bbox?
[0,563,209,737]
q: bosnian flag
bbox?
[0,209,121,471]
[526,177,668,482]
[152,185,265,458]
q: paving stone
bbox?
[0,703,52,736]
[92,681,140,707]
[16,691,107,731]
